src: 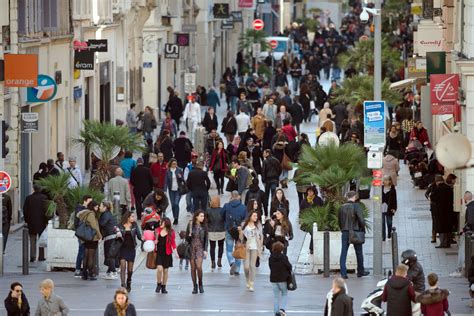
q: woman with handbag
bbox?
[272,135,291,188]
[77,201,102,281]
[269,241,292,316]
[154,217,177,294]
[206,196,225,270]
[164,158,185,225]
[241,210,263,292]
[117,211,142,292]
[382,176,397,241]
[264,208,293,255]
[209,140,228,195]
[186,211,209,294]
[270,189,290,216]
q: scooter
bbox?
[360,278,388,316]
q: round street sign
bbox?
[269,39,278,50]
[0,171,12,193]
[252,19,264,31]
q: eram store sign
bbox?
[73,39,108,70]
[4,54,38,87]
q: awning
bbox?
[389,77,426,90]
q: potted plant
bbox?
[72,120,145,191]
[296,143,370,271]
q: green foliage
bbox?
[66,186,105,214]
[257,63,272,79]
[239,29,269,53]
[72,120,145,163]
[295,17,320,33]
[36,173,71,228]
[331,74,402,109]
[338,37,403,80]
[296,143,371,231]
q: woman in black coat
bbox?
[221,111,237,144]
[268,241,292,315]
[155,130,174,162]
[430,176,454,248]
[382,176,397,241]
[202,108,218,133]
[4,282,30,316]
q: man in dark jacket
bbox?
[165,91,184,130]
[23,185,48,262]
[430,175,454,248]
[205,129,223,155]
[202,107,219,133]
[464,191,474,231]
[173,131,194,169]
[333,103,348,135]
[1,193,12,254]
[338,191,369,279]
[382,264,416,316]
[324,277,354,316]
[262,149,282,213]
[99,202,119,279]
[130,158,154,216]
[221,191,247,276]
[186,161,211,213]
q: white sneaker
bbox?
[249,282,254,292]
[104,273,114,280]
[111,272,119,279]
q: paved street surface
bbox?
[1,85,472,315]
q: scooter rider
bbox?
[401,249,425,294]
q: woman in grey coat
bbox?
[142,106,156,140]
[35,279,69,316]
[206,196,225,270]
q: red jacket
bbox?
[150,162,168,189]
[209,149,228,172]
[409,127,431,148]
[281,124,297,142]
[155,228,176,255]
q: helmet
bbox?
[401,249,417,266]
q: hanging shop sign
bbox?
[238,0,255,9]
[213,3,230,19]
[74,50,95,70]
[27,74,58,103]
[4,54,38,87]
[164,44,180,59]
[430,74,459,115]
[87,39,108,52]
[21,112,39,133]
[231,11,243,22]
[176,33,190,46]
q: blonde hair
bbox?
[395,264,409,276]
[40,279,54,289]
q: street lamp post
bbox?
[361,1,383,277]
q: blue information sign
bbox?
[363,101,386,149]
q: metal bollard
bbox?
[391,227,398,272]
[22,224,29,275]
[323,231,330,277]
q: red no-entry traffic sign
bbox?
[269,39,278,49]
[252,19,264,31]
[0,171,12,193]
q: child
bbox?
[177,230,190,270]
[417,272,449,315]
[141,205,161,231]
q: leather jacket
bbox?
[185,221,209,251]
[117,223,143,248]
[338,202,365,232]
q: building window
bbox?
[18,0,58,35]
[42,0,58,31]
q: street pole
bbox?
[372,0,383,277]
[0,25,4,276]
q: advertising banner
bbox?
[430,74,459,115]
[363,101,386,149]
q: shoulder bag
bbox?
[281,153,293,171]
[107,238,123,259]
[232,240,247,260]
[146,252,157,269]
[348,204,365,245]
[287,271,297,291]
[75,221,96,242]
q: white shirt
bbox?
[67,166,83,188]
[170,168,178,191]
[243,225,259,250]
[183,102,202,122]
[236,113,250,133]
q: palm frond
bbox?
[66,186,105,214]
[35,173,71,199]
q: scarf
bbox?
[114,301,129,316]
[307,195,314,204]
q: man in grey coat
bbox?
[126,103,139,133]
[108,168,131,215]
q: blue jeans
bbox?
[382,213,393,240]
[292,77,300,93]
[225,232,241,272]
[169,190,181,220]
[144,131,152,141]
[339,230,365,276]
[186,192,193,213]
[280,169,288,181]
[272,282,288,313]
[129,127,137,134]
[230,96,237,113]
[75,240,85,271]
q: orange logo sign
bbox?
[4,54,38,87]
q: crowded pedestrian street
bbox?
[1,0,474,316]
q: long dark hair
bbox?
[243,210,261,229]
[87,201,99,211]
[192,210,207,228]
[246,198,262,213]
[121,211,133,225]
[161,217,172,232]
[272,188,288,205]
[275,209,290,236]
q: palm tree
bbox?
[238,29,269,55]
[36,173,71,229]
[331,74,402,116]
[338,37,403,79]
[296,143,369,231]
[72,120,145,191]
[66,185,105,213]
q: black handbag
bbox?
[287,271,297,291]
[75,221,96,242]
[349,230,365,245]
[177,240,191,259]
[178,182,189,195]
[107,239,123,258]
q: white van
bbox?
[259,36,296,61]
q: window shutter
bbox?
[27,0,35,34]
[18,0,27,34]
[42,0,50,29]
[50,0,58,29]
[35,0,43,33]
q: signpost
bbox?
[364,100,386,278]
[252,43,261,58]
[0,171,11,193]
[269,39,278,50]
[21,113,39,133]
[184,73,196,94]
[221,20,234,30]
[252,19,264,31]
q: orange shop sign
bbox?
[4,54,38,87]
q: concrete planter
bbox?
[312,225,357,272]
[46,220,79,271]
